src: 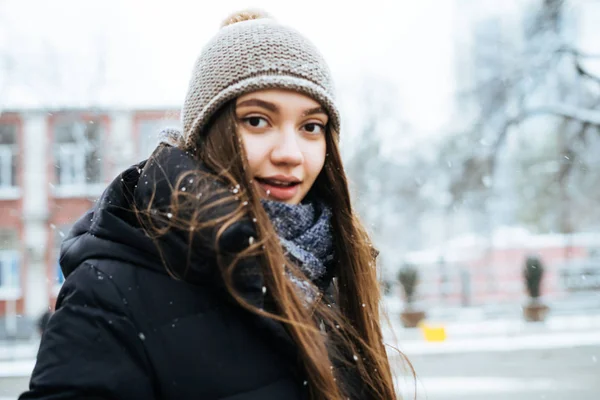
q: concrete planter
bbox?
[523,302,549,322]
[401,310,426,328]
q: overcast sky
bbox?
[1,0,456,134]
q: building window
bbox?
[0,229,21,299]
[138,118,180,159]
[53,118,104,196]
[0,123,18,190]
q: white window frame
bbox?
[53,120,104,198]
[0,250,21,300]
[0,125,20,200]
[57,144,86,186]
[0,146,14,187]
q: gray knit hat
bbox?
[182,12,340,148]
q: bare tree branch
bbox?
[523,104,600,124]
[575,59,600,85]
[494,104,600,153]
[558,46,600,59]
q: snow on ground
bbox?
[398,376,581,399]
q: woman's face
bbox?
[235,89,328,204]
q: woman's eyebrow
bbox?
[302,107,326,117]
[236,99,279,113]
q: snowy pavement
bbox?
[400,375,591,400]
[0,342,37,363]
[0,359,34,379]
[392,329,600,355]
[396,345,600,400]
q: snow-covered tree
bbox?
[443,0,600,234]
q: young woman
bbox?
[21,10,403,400]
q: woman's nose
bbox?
[270,127,303,166]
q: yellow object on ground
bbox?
[419,322,447,342]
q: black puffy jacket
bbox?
[20,146,353,400]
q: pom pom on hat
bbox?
[220,9,272,28]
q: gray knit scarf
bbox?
[261,199,334,300]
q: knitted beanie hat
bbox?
[182,10,340,148]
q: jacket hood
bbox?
[60,145,258,290]
[59,161,162,277]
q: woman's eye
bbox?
[244,117,268,128]
[304,123,325,134]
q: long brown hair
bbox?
[141,100,408,399]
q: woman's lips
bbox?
[255,179,300,201]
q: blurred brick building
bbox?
[0,108,179,333]
[404,228,600,307]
